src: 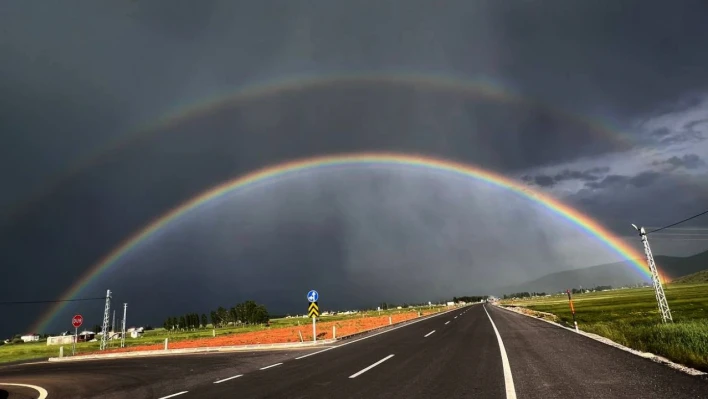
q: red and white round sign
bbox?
[72,314,83,328]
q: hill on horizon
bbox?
[672,269,708,284]
[494,248,708,295]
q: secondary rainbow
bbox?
[30,152,653,333]
[7,71,632,221]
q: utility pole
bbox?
[632,224,673,323]
[99,289,111,350]
[121,303,127,348]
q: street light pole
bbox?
[632,224,673,323]
[121,303,127,348]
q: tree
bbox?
[217,307,228,326]
[179,316,187,330]
[201,313,208,328]
[92,324,102,333]
[254,304,269,324]
[210,311,219,327]
[229,307,237,325]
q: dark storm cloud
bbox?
[584,171,662,190]
[684,119,708,132]
[522,166,610,188]
[2,0,708,336]
[652,154,706,170]
[647,112,708,146]
[657,129,706,146]
[651,128,672,138]
[126,0,220,40]
[478,1,708,119]
[568,172,708,251]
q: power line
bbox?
[647,209,708,234]
[0,297,106,305]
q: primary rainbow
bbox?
[30,152,653,333]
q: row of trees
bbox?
[163,300,269,330]
[503,285,614,299]
[502,292,547,299]
[452,296,487,303]
[163,313,206,330]
[568,285,613,294]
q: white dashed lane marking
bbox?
[158,392,188,399]
[349,355,395,379]
[214,375,243,384]
[260,362,283,370]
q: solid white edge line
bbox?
[260,362,283,370]
[0,383,49,399]
[348,354,395,378]
[295,347,335,360]
[444,321,450,325]
[214,374,243,384]
[157,391,188,399]
[483,305,517,399]
[495,304,708,377]
[424,330,436,338]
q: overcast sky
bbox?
[1,0,707,336]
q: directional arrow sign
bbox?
[307,290,319,303]
[308,301,320,318]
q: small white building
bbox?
[78,331,96,342]
[20,334,40,343]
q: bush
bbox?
[11,338,23,344]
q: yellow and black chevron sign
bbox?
[308,301,320,318]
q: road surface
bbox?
[1,305,706,399]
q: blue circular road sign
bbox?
[307,290,319,303]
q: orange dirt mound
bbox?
[82,309,444,356]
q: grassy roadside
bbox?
[501,283,708,372]
[0,306,443,365]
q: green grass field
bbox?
[502,283,708,371]
[0,306,437,365]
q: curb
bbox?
[48,339,336,362]
[45,307,467,363]
[495,304,707,377]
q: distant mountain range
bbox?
[495,249,708,295]
[672,269,708,284]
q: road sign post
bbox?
[72,314,83,356]
[307,290,320,342]
[565,290,579,333]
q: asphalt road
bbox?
[1,304,706,399]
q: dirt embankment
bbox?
[86,309,443,355]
